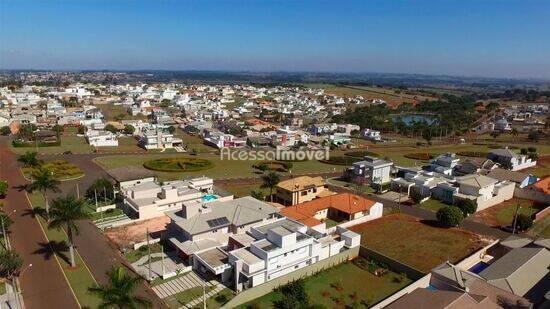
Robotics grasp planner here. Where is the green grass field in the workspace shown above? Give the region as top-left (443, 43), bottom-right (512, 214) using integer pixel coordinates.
top-left (239, 261), bottom-right (411, 308)
top-left (350, 214), bottom-right (483, 273)
top-left (417, 199), bottom-right (447, 212)
top-left (95, 153), bottom-right (337, 181)
top-left (26, 193), bottom-right (101, 308)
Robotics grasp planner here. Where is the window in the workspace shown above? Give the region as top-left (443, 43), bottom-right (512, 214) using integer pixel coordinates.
top-left (301, 191), bottom-right (307, 196)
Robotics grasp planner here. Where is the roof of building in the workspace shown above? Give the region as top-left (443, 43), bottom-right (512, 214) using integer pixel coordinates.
top-left (195, 247), bottom-right (228, 268)
top-left (107, 167), bottom-right (156, 182)
top-left (386, 288), bottom-right (492, 309)
top-left (486, 168), bottom-right (530, 184)
top-left (531, 176), bottom-right (550, 194)
top-left (489, 148), bottom-right (520, 159)
top-left (479, 247), bottom-right (550, 296)
top-left (457, 174), bottom-right (498, 188)
top-left (500, 235), bottom-right (533, 249)
top-left (353, 156), bottom-right (393, 168)
top-left (280, 193), bottom-right (377, 227)
top-left (275, 176), bottom-right (325, 192)
top-left (166, 196), bottom-right (278, 235)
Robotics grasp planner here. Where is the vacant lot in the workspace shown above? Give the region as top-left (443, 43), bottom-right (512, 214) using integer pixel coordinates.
top-left (471, 198), bottom-right (545, 227)
top-left (239, 261), bottom-right (411, 308)
top-left (349, 214), bottom-right (484, 272)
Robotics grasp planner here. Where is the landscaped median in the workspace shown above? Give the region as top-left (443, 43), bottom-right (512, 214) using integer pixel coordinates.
top-left (21, 160), bottom-right (84, 181)
top-left (26, 192), bottom-right (101, 308)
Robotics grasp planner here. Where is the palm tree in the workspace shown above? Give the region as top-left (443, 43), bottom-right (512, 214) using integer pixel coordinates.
top-left (17, 151), bottom-right (41, 168)
top-left (89, 266), bottom-right (151, 309)
top-left (261, 172), bottom-right (280, 202)
top-left (0, 250), bottom-right (23, 282)
top-left (48, 195), bottom-right (90, 267)
top-left (29, 167), bottom-right (60, 215)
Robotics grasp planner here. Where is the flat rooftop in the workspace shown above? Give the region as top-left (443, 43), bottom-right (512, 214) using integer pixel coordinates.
top-left (196, 247), bottom-right (229, 269)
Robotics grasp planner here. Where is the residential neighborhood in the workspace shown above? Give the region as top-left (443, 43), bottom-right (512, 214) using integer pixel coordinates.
top-left (1, 1), bottom-right (550, 308)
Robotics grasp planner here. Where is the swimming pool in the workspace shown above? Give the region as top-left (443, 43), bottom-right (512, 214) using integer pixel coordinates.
top-left (468, 262), bottom-right (489, 274)
top-left (201, 194), bottom-right (218, 202)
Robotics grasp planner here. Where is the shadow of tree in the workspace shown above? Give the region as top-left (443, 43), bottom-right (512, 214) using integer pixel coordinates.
top-left (21, 207), bottom-right (48, 220)
top-left (419, 219), bottom-right (445, 228)
top-left (33, 240), bottom-right (70, 264)
top-left (12, 184), bottom-right (30, 193)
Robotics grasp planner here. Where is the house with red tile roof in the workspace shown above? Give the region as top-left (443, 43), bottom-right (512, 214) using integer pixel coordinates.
top-left (280, 192), bottom-right (383, 229)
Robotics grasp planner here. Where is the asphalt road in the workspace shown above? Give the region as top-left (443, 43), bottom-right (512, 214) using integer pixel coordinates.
top-left (39, 152), bottom-right (167, 308)
top-left (0, 137), bottom-right (80, 309)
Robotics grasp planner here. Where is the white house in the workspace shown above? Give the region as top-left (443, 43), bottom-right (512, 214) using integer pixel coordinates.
top-left (487, 148), bottom-right (537, 171)
top-left (350, 156), bottom-right (393, 185)
top-left (86, 130), bottom-right (119, 147)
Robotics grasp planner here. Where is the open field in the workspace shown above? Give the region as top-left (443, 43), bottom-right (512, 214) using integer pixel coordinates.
top-left (239, 261), bottom-right (411, 308)
top-left (349, 214), bottom-right (484, 273)
top-left (96, 136), bottom-right (145, 153)
top-left (27, 193), bottom-right (101, 308)
top-left (10, 134), bottom-right (93, 155)
top-left (303, 83), bottom-right (438, 107)
top-left (97, 103), bottom-right (148, 121)
top-left (528, 216), bottom-right (550, 239)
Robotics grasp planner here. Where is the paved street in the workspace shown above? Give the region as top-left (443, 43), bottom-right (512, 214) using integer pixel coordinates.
top-left (0, 137), bottom-right (79, 309)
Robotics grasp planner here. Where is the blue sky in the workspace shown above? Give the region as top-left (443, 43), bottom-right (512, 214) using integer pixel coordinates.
top-left (1, 0), bottom-right (549, 78)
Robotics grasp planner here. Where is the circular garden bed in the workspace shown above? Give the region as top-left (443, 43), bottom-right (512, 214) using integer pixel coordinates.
top-left (254, 161), bottom-right (292, 172)
top-left (319, 156), bottom-right (362, 166)
top-left (344, 151), bottom-right (380, 158)
top-left (404, 153), bottom-right (434, 160)
top-left (22, 160), bottom-right (84, 181)
top-left (456, 151), bottom-right (488, 158)
top-left (143, 157), bottom-right (213, 172)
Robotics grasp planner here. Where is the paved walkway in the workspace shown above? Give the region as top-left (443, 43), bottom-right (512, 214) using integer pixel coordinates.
top-left (153, 271), bottom-right (214, 299)
top-left (0, 137), bottom-right (79, 309)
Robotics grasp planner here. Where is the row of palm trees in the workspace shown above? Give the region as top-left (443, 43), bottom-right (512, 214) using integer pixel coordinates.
top-left (16, 151), bottom-right (150, 308)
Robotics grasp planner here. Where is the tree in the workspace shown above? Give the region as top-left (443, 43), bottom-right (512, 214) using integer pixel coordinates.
top-left (29, 167), bottom-right (60, 215)
top-left (123, 125), bottom-right (135, 135)
top-left (48, 195), bottom-right (90, 267)
top-left (410, 190), bottom-right (423, 204)
top-left (89, 266), bottom-right (151, 309)
top-left (490, 131), bottom-right (500, 139)
top-left (527, 130), bottom-right (540, 142)
top-left (85, 177), bottom-right (114, 205)
top-left (190, 148), bottom-right (198, 156)
top-left (261, 172), bottom-right (280, 202)
top-left (167, 126), bottom-right (176, 134)
top-left (422, 129), bottom-right (433, 145)
top-left (0, 180), bottom-right (7, 197)
top-left (455, 199), bottom-right (477, 216)
top-left (104, 124), bottom-right (119, 134)
top-left (272, 279), bottom-right (309, 309)
top-left (0, 250), bottom-right (23, 282)
top-left (436, 206), bottom-right (464, 227)
top-left (511, 128), bottom-right (519, 137)
top-left (0, 126), bottom-right (10, 136)
top-left (514, 214), bottom-right (533, 232)
top-left (17, 151), bottom-right (41, 167)
top-left (281, 162), bottom-right (293, 171)
top-left (77, 125), bottom-right (86, 135)
top-left (250, 190), bottom-right (264, 201)
top-left (0, 210), bottom-right (13, 238)
top-left (17, 124), bottom-right (38, 141)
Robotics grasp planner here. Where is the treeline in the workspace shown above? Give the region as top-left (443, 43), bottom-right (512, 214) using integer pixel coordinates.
top-left (333, 94), bottom-right (479, 136)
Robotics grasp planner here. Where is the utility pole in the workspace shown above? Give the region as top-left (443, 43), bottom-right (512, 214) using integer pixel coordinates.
top-left (202, 277), bottom-right (206, 309)
top-left (161, 244), bottom-right (165, 279)
top-left (147, 228), bottom-right (152, 280)
top-left (512, 203), bottom-right (522, 235)
top-left (76, 183), bottom-right (80, 198)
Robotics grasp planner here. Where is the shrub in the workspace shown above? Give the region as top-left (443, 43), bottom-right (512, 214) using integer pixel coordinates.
top-left (0, 180), bottom-right (7, 197)
top-left (410, 190), bottom-right (423, 204)
top-left (527, 147), bottom-right (537, 153)
top-left (344, 151), bottom-right (380, 158)
top-left (319, 156), bottom-right (361, 166)
top-left (455, 199), bottom-right (477, 216)
top-left (0, 126), bottom-right (10, 136)
top-left (436, 206), bottom-right (464, 227)
top-left (143, 158), bottom-right (213, 172)
top-left (514, 214), bottom-right (533, 232)
top-left (404, 153), bottom-right (433, 160)
top-left (457, 151), bottom-right (488, 158)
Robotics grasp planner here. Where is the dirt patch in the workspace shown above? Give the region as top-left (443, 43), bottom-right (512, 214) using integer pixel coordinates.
top-left (104, 216), bottom-right (170, 249)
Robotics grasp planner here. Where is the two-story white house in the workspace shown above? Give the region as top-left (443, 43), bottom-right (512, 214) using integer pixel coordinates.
top-left (350, 156), bottom-right (393, 186)
top-left (487, 148), bottom-right (537, 171)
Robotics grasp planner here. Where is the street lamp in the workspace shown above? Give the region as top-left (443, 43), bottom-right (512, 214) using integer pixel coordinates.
top-left (1, 209), bottom-right (16, 250)
top-left (14, 263), bottom-right (33, 309)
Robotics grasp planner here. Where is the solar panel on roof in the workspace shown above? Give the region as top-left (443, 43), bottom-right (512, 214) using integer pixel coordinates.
top-left (206, 217), bottom-right (230, 228)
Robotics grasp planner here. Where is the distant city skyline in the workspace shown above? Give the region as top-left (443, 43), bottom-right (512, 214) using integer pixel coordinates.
top-left (1, 0), bottom-right (549, 79)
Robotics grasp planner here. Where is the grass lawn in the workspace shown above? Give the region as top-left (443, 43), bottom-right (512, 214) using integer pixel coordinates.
top-left (0, 282), bottom-right (5, 295)
top-left (95, 153), bottom-right (336, 181)
top-left (471, 198), bottom-right (542, 227)
top-left (26, 193), bottom-right (101, 308)
top-left (528, 216), bottom-right (550, 239)
top-left (124, 243), bottom-right (162, 264)
top-left (217, 182), bottom-right (269, 198)
top-left (349, 214), bottom-right (484, 273)
top-left (90, 208), bottom-right (124, 221)
top-left (239, 261), bottom-right (411, 308)
top-left (96, 136), bottom-right (144, 153)
top-left (417, 199), bottom-right (447, 212)
top-left (165, 286), bottom-right (215, 307)
top-left (327, 177), bottom-right (376, 194)
top-left (11, 134), bottom-right (93, 155)
top-left (22, 160), bottom-right (84, 181)
top-left (192, 288), bottom-right (234, 309)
